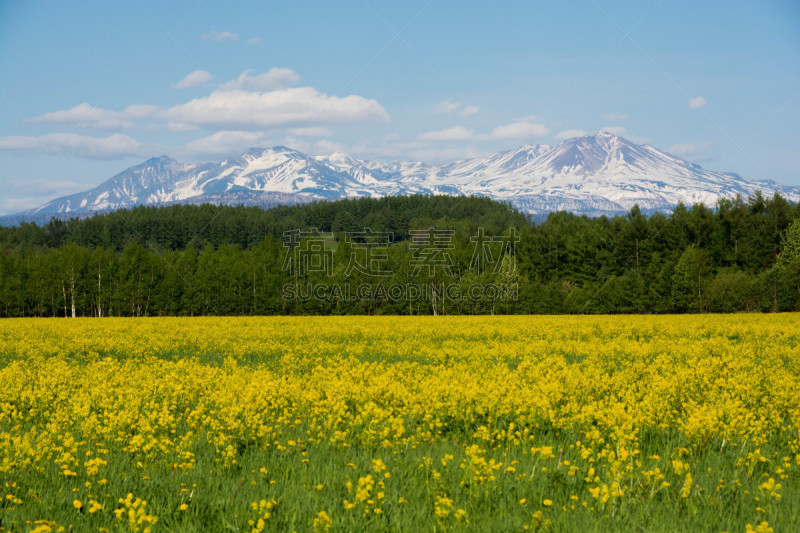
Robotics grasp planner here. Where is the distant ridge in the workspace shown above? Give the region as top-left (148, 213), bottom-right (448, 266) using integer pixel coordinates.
top-left (3, 131), bottom-right (799, 225)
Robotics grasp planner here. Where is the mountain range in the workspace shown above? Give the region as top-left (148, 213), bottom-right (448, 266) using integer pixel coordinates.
top-left (3, 131), bottom-right (798, 225)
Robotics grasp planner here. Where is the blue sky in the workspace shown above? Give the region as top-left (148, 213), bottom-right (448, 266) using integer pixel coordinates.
top-left (0, 0), bottom-right (798, 214)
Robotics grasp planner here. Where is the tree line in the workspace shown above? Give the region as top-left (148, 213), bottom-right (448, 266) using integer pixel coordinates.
top-left (0, 193), bottom-right (798, 316)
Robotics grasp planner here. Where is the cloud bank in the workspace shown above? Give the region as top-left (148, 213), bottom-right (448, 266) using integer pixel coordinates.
top-left (159, 87), bottom-right (389, 131)
top-left (29, 103), bottom-right (158, 130)
top-left (490, 120), bottom-right (549, 140)
top-left (434, 101), bottom-right (480, 117)
top-left (219, 68), bottom-right (300, 91)
top-left (0, 133), bottom-right (146, 159)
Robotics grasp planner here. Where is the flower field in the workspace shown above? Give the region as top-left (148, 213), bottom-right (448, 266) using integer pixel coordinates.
top-left (1, 315), bottom-right (799, 532)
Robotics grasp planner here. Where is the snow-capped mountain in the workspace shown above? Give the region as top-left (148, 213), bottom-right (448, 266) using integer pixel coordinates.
top-left (20, 155), bottom-right (195, 217)
top-left (473, 131), bottom-right (785, 214)
top-left (4, 131), bottom-right (799, 225)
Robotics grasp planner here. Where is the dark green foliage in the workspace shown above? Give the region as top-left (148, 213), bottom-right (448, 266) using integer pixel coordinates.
top-left (0, 193), bottom-right (798, 316)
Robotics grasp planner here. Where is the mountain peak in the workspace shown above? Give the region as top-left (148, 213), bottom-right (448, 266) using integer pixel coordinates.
top-left (244, 146), bottom-right (292, 156)
top-left (4, 134), bottom-right (799, 225)
top-left (569, 130), bottom-right (629, 146)
top-left (320, 152), bottom-right (360, 169)
top-left (144, 155), bottom-right (177, 165)
top-left (595, 129), bottom-right (618, 138)
top-left (540, 131), bottom-right (632, 173)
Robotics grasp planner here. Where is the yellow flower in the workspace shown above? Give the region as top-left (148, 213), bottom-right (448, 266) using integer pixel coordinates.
top-left (73, 500), bottom-right (82, 510)
top-left (2, 315), bottom-right (799, 532)
top-left (313, 510), bottom-right (332, 532)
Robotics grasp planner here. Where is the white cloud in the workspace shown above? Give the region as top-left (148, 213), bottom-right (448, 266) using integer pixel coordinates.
top-left (275, 137), bottom-right (352, 157)
top-left (490, 121), bottom-right (550, 140)
top-left (311, 139), bottom-right (345, 155)
top-left (511, 114), bottom-right (541, 123)
top-left (173, 70), bottom-right (213, 89)
top-left (434, 101), bottom-right (479, 116)
top-left (289, 126), bottom-right (332, 137)
top-left (202, 31), bottom-right (238, 41)
top-left (247, 37), bottom-right (262, 45)
top-left (346, 139), bottom-right (430, 160)
top-left (0, 196), bottom-right (54, 215)
top-left (165, 121), bottom-right (199, 132)
top-left (220, 68), bottom-right (301, 91)
top-left (0, 133), bottom-right (145, 159)
top-left (406, 146), bottom-right (484, 163)
top-left (554, 129), bottom-right (588, 141)
top-left (348, 137), bottom-right (483, 163)
top-left (418, 126), bottom-right (474, 142)
top-left (603, 112), bottom-right (627, 121)
top-left (26, 69), bottom-right (386, 143)
top-left (181, 132), bottom-right (343, 160)
top-left (181, 130), bottom-right (269, 157)
top-left (688, 97), bottom-right (707, 109)
top-left (434, 101), bottom-right (461, 114)
top-left (668, 141), bottom-right (714, 157)
top-left (278, 136), bottom-right (311, 154)
top-left (601, 126), bottom-right (626, 136)
top-left (29, 103), bottom-right (158, 130)
top-left (8, 178), bottom-right (88, 197)
top-left (159, 87), bottom-right (389, 130)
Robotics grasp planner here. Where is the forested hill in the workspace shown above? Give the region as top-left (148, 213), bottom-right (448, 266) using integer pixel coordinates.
top-left (1, 193), bottom-right (799, 317)
top-left (0, 195), bottom-right (527, 251)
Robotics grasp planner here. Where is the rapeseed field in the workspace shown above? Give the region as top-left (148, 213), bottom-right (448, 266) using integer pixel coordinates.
top-left (0, 315), bottom-right (798, 532)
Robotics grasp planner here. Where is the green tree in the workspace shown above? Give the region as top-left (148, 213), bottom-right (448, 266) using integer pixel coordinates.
top-left (776, 219), bottom-right (800, 269)
top-left (705, 270), bottom-right (757, 312)
top-left (672, 245), bottom-right (711, 312)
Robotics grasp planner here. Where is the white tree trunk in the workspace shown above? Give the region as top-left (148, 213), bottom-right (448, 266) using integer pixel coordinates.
top-left (97, 267), bottom-right (102, 318)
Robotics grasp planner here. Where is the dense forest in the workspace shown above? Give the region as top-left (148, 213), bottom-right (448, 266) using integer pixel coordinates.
top-left (1, 193), bottom-right (799, 316)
